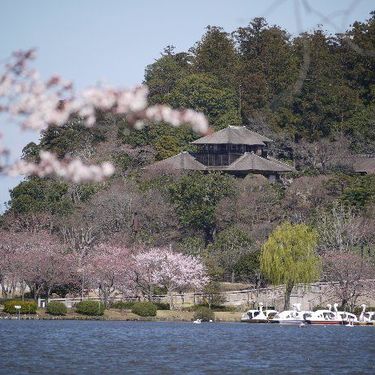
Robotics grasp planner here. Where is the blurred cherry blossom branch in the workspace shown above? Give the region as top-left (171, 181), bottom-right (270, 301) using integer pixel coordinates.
top-left (0, 49), bottom-right (209, 182)
top-left (8, 151), bottom-right (115, 183)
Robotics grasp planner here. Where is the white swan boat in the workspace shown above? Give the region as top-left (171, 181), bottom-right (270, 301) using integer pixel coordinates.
top-left (241, 302), bottom-right (278, 323)
top-left (272, 303), bottom-right (311, 325)
top-left (305, 304), bottom-right (343, 325)
top-left (359, 304), bottom-right (375, 324)
top-left (333, 303), bottom-right (358, 324)
top-left (338, 311), bottom-right (358, 323)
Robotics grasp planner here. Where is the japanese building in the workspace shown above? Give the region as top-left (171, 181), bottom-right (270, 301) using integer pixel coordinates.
top-left (146, 126), bottom-right (294, 180)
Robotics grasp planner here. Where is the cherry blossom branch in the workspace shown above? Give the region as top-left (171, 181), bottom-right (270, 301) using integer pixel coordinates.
top-left (8, 151), bottom-right (115, 183)
top-left (0, 49), bottom-right (209, 182)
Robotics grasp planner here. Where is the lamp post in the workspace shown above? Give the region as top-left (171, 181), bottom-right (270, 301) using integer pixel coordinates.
top-left (14, 305), bottom-right (21, 320)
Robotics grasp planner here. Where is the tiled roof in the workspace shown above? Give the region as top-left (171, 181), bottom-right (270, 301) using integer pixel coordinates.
top-left (144, 151), bottom-right (206, 171)
top-left (223, 152), bottom-right (294, 172)
top-left (192, 126), bottom-right (273, 145)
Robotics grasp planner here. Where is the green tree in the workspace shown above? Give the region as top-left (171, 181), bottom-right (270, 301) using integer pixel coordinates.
top-left (40, 117), bottom-right (106, 158)
top-left (193, 26), bottom-right (238, 88)
top-left (233, 250), bottom-right (262, 287)
top-left (343, 104), bottom-right (375, 153)
top-left (9, 178), bottom-right (73, 215)
top-left (337, 12), bottom-right (375, 104)
top-left (208, 226), bottom-right (252, 282)
top-left (154, 135), bottom-right (180, 160)
top-left (144, 46), bottom-right (192, 104)
top-left (292, 30), bottom-right (359, 139)
top-left (235, 18), bottom-right (298, 124)
top-left (260, 222), bottom-right (320, 309)
top-left (166, 73), bottom-right (239, 130)
top-left (168, 172), bottom-right (234, 244)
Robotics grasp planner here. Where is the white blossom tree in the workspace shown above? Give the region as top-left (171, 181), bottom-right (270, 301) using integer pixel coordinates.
top-left (133, 248), bottom-right (209, 309)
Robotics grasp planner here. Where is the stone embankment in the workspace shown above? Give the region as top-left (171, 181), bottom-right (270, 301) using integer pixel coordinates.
top-left (46, 280), bottom-right (375, 311)
top-left (157, 280), bottom-right (375, 310)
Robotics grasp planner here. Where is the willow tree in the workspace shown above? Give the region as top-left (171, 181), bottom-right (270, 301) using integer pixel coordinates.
top-left (261, 222), bottom-right (320, 310)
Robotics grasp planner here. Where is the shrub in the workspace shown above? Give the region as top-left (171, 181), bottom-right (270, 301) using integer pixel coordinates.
top-left (313, 305), bottom-right (326, 312)
top-left (352, 305), bottom-right (375, 315)
top-left (3, 300), bottom-right (37, 314)
top-left (154, 302), bottom-right (170, 310)
top-left (75, 301), bottom-right (105, 316)
top-left (193, 307), bottom-right (215, 322)
top-left (131, 302), bottom-right (157, 317)
top-left (47, 301), bottom-right (67, 316)
top-left (110, 301), bottom-right (135, 310)
top-left (182, 304), bottom-right (235, 312)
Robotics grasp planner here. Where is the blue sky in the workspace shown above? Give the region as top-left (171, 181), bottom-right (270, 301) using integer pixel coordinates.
top-left (0, 0), bottom-right (374, 212)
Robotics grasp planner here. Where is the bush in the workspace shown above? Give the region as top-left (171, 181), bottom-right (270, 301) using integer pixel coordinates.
top-left (75, 301), bottom-right (105, 316)
top-left (313, 305), bottom-right (326, 312)
top-left (3, 300), bottom-right (37, 314)
top-left (47, 301), bottom-right (67, 316)
top-left (110, 301), bottom-right (135, 310)
top-left (193, 307), bottom-right (215, 322)
top-left (182, 304), bottom-right (235, 312)
top-left (131, 302), bottom-right (157, 317)
top-left (154, 302), bottom-right (170, 310)
top-left (352, 305), bottom-right (375, 315)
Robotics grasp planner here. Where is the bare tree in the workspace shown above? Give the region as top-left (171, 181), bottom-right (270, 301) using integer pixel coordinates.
top-left (322, 251), bottom-right (375, 309)
top-left (282, 175), bottom-right (333, 222)
top-left (317, 203), bottom-right (367, 254)
top-left (318, 203), bottom-right (375, 309)
top-left (294, 137), bottom-right (352, 173)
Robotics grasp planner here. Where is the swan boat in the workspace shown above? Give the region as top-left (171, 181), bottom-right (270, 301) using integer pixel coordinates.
top-left (272, 303), bottom-right (311, 325)
top-left (359, 304), bottom-right (375, 325)
top-left (333, 303), bottom-right (358, 324)
top-left (305, 304), bottom-right (344, 325)
top-left (241, 303), bottom-right (278, 323)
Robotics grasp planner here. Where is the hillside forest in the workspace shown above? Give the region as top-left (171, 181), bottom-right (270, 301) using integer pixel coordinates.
top-left (1, 14), bottom-right (375, 305)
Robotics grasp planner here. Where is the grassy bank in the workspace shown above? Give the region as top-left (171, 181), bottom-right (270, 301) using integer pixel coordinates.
top-left (0, 308), bottom-right (243, 322)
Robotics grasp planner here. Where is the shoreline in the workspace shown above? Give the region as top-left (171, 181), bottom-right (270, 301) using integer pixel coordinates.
top-left (0, 310), bottom-right (243, 322)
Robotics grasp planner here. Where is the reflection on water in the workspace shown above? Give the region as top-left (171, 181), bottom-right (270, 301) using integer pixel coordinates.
top-left (0, 321), bottom-right (374, 374)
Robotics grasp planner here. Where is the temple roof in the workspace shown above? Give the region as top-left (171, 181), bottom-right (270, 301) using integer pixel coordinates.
top-left (191, 126), bottom-right (273, 146)
top-left (145, 152), bottom-right (293, 174)
top-left (223, 152), bottom-right (294, 172)
top-left (144, 151), bottom-right (206, 171)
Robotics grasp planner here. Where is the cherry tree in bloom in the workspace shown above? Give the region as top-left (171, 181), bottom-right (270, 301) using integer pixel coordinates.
top-left (0, 49), bottom-right (209, 182)
top-left (0, 230), bottom-right (76, 299)
top-left (22, 237), bottom-right (76, 300)
top-left (133, 248), bottom-right (209, 309)
top-left (0, 230), bottom-right (22, 298)
top-left (85, 244), bottom-right (133, 306)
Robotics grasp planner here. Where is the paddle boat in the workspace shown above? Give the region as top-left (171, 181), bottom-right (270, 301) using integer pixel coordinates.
top-left (305, 304), bottom-right (343, 325)
top-left (333, 303), bottom-right (358, 324)
top-left (272, 303), bottom-right (311, 325)
top-left (358, 304), bottom-right (375, 325)
top-left (241, 302), bottom-right (278, 323)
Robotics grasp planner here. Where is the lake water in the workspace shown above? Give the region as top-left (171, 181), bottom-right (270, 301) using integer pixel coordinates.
top-left (0, 321), bottom-right (374, 374)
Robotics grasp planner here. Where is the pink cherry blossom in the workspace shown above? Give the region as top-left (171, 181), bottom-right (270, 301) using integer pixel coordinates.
top-left (85, 244), bottom-right (133, 306)
top-left (0, 49), bottom-right (209, 182)
top-left (0, 230), bottom-right (76, 299)
top-left (8, 151), bottom-right (115, 183)
top-left (133, 248), bottom-right (209, 308)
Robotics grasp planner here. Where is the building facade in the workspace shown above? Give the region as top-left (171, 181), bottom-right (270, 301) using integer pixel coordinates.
top-left (146, 126), bottom-right (294, 180)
